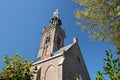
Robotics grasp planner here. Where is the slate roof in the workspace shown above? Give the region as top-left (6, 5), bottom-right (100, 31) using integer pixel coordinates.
top-left (32, 43), bottom-right (74, 64)
top-left (54, 43), bottom-right (74, 55)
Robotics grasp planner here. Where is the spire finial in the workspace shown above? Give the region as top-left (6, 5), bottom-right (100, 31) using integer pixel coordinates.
top-left (50, 9), bottom-right (62, 25)
top-left (53, 9), bottom-right (60, 19)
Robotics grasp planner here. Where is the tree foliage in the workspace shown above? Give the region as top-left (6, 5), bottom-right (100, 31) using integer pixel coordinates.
top-left (74, 0), bottom-right (120, 53)
top-left (95, 71), bottom-right (104, 80)
top-left (95, 50), bottom-right (120, 80)
top-left (0, 54), bottom-right (35, 80)
top-left (76, 76), bottom-right (80, 80)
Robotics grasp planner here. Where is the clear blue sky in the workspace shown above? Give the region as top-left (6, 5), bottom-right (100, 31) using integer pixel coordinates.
top-left (0, 0), bottom-right (115, 80)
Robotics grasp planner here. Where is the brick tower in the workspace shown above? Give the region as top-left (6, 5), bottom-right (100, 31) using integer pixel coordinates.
top-left (37, 9), bottom-right (65, 58)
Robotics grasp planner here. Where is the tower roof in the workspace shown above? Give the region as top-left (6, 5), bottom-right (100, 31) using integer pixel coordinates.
top-left (50, 9), bottom-right (62, 25)
top-left (53, 9), bottom-right (61, 19)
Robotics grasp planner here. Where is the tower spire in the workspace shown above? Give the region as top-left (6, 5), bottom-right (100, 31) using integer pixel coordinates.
top-left (50, 9), bottom-right (62, 26)
top-left (53, 9), bottom-right (60, 19)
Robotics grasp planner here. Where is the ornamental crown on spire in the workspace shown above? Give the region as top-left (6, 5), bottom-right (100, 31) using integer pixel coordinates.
top-left (53, 9), bottom-right (60, 19)
top-left (50, 9), bottom-right (62, 26)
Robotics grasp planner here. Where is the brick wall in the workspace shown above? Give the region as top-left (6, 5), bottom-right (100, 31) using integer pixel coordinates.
top-left (63, 42), bottom-right (90, 80)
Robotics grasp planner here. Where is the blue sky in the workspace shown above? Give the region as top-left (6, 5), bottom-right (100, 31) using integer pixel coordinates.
top-left (0, 0), bottom-right (116, 80)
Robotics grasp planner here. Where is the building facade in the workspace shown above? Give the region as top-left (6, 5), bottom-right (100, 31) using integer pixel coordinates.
top-left (32, 9), bottom-right (90, 80)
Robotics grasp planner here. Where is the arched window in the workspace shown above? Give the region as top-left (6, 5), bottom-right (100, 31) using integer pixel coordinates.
top-left (42, 46), bottom-right (48, 57)
top-left (45, 36), bottom-right (50, 44)
top-left (77, 57), bottom-right (81, 62)
top-left (57, 36), bottom-right (61, 49)
top-left (45, 65), bottom-right (57, 80)
top-left (36, 68), bottom-right (41, 80)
